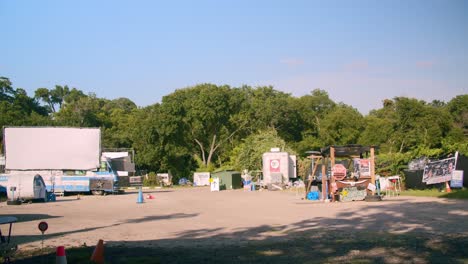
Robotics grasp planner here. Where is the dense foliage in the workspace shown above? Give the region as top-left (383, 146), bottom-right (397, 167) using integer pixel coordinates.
top-left (1, 76), bottom-right (467, 181)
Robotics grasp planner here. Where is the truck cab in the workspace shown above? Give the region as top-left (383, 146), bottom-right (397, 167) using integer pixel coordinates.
top-left (89, 156), bottom-right (120, 195)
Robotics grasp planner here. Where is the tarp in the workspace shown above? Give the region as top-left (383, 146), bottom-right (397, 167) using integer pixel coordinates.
top-left (404, 169), bottom-right (429, 189)
top-left (4, 127), bottom-right (101, 170)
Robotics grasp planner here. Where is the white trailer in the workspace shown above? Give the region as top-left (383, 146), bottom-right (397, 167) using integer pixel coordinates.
top-left (262, 150), bottom-right (297, 185)
top-left (1, 127), bottom-right (119, 196)
top-left (3, 174), bottom-right (47, 202)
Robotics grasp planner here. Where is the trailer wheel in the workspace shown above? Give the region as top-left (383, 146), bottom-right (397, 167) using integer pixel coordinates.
top-left (7, 200), bottom-right (22, 205)
top-left (92, 190), bottom-right (104, 196)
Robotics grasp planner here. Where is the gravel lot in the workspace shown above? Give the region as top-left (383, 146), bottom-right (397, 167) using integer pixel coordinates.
top-left (1, 187), bottom-right (467, 253)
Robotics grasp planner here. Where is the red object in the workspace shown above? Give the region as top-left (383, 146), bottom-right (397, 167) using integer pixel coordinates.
top-left (446, 182), bottom-right (452, 193)
top-left (56, 246), bottom-right (66, 257)
top-left (332, 164), bottom-right (347, 180)
top-left (270, 159), bottom-right (280, 172)
top-left (90, 239), bottom-right (105, 264)
top-left (38, 221), bottom-right (48, 233)
top-left (56, 246), bottom-right (67, 264)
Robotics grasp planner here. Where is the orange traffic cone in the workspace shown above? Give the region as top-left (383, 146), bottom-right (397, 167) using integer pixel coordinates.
top-left (90, 239), bottom-right (105, 264)
top-left (147, 194), bottom-right (155, 199)
top-left (446, 182), bottom-right (452, 193)
top-left (56, 246), bottom-right (67, 264)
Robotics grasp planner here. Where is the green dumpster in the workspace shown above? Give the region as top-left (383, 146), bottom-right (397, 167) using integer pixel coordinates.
top-left (212, 171), bottom-right (242, 190)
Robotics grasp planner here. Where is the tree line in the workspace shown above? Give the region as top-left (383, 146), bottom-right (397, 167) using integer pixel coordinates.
top-left (1, 76), bottom-right (467, 181)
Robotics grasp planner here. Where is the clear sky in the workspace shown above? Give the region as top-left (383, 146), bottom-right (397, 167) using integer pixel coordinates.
top-left (1, 0), bottom-right (467, 114)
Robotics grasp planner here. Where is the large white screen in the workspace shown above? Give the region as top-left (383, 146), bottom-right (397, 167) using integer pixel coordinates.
top-left (5, 127), bottom-right (101, 170)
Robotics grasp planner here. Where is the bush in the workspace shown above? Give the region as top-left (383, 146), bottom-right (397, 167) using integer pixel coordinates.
top-left (143, 172), bottom-right (160, 187)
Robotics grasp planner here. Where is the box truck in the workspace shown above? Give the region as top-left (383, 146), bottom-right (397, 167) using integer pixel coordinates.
top-left (0, 127), bottom-right (119, 196)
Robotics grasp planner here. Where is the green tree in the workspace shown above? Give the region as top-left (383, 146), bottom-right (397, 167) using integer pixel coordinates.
top-left (230, 128), bottom-right (295, 171)
top-left (54, 93), bottom-right (107, 127)
top-left (0, 77), bottom-right (50, 150)
top-left (359, 99), bottom-right (397, 152)
top-left (319, 104), bottom-right (364, 145)
top-left (101, 98), bottom-right (138, 148)
top-left (160, 84), bottom-right (244, 168)
top-left (293, 89), bottom-right (336, 155)
top-left (129, 104), bottom-right (196, 181)
top-left (391, 97), bottom-right (453, 152)
top-left (446, 95), bottom-right (468, 137)
top-left (240, 86), bottom-right (299, 140)
top-left (34, 85), bottom-right (76, 113)
top-left (0, 77), bottom-right (14, 102)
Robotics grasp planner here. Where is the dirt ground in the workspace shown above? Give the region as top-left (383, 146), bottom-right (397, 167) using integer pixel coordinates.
top-left (1, 187), bottom-right (468, 262)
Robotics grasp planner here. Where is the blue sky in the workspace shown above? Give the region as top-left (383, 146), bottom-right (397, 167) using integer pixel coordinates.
top-left (1, 0), bottom-right (467, 114)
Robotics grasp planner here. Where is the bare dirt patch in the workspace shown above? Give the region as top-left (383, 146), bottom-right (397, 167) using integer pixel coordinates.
top-left (2, 187), bottom-right (467, 263)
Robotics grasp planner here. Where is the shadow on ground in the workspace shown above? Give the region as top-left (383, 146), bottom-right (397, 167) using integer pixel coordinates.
top-left (0, 214), bottom-right (61, 223)
top-left (9, 199), bottom-right (468, 263)
top-left (6, 213), bottom-right (198, 246)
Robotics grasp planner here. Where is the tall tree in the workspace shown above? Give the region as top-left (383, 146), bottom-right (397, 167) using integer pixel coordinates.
top-left (391, 97), bottom-right (453, 152)
top-left (293, 89), bottom-right (336, 154)
top-left (0, 77), bottom-right (14, 102)
top-left (101, 98), bottom-right (138, 148)
top-left (54, 93), bottom-right (107, 127)
top-left (35, 85), bottom-right (85, 113)
top-left (230, 128), bottom-right (294, 171)
top-left (319, 104), bottom-right (364, 146)
top-left (359, 99), bottom-right (397, 152)
top-left (0, 77), bottom-right (50, 149)
top-left (160, 84), bottom-right (242, 168)
top-left (446, 95), bottom-right (468, 137)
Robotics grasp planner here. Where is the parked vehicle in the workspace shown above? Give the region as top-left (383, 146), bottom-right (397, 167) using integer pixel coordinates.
top-left (1, 174), bottom-right (47, 204)
top-left (0, 127), bottom-right (119, 196)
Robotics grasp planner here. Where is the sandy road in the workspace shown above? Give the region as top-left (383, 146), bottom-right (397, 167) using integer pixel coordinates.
top-left (1, 187), bottom-right (467, 251)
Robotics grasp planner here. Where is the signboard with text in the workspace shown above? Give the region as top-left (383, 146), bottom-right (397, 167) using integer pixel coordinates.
top-left (450, 170), bottom-right (464, 188)
top-left (422, 156), bottom-right (457, 185)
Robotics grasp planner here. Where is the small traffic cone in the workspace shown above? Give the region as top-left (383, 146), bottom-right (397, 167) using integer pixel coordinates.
top-left (446, 181), bottom-right (452, 193)
top-left (137, 187), bottom-right (144, 203)
top-left (146, 194), bottom-right (155, 199)
top-left (90, 239), bottom-right (105, 264)
top-left (56, 246), bottom-right (67, 264)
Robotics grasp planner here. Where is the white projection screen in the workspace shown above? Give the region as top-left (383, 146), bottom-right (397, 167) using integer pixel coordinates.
top-left (4, 127), bottom-right (101, 170)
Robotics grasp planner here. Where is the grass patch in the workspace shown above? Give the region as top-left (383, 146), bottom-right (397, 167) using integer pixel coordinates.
top-left (441, 188), bottom-right (468, 199)
top-left (400, 189), bottom-right (444, 197)
top-left (401, 188), bottom-right (468, 199)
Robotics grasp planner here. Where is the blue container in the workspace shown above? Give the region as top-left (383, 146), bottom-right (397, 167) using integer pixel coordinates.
top-left (307, 191), bottom-right (320, 200)
top-left (47, 192), bottom-right (56, 202)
